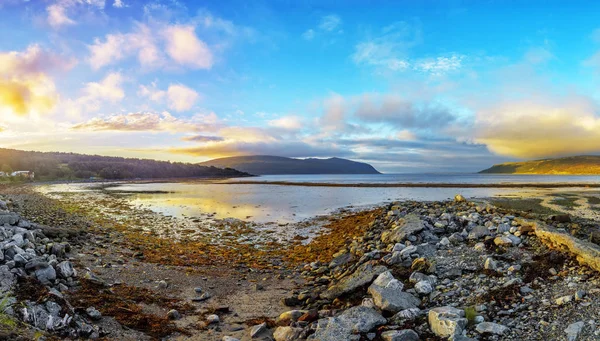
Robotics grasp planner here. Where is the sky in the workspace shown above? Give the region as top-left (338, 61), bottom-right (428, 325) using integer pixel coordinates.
top-left (1, 0), bottom-right (600, 173)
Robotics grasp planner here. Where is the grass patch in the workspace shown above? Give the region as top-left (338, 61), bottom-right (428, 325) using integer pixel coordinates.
top-left (585, 196), bottom-right (600, 205)
top-left (550, 196), bottom-right (581, 209)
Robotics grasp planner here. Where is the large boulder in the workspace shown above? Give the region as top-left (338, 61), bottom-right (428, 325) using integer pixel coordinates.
top-left (428, 306), bottom-right (467, 338)
top-left (309, 306), bottom-right (386, 341)
top-left (368, 271), bottom-right (420, 313)
top-left (321, 262), bottom-right (387, 300)
top-left (381, 214), bottom-right (424, 244)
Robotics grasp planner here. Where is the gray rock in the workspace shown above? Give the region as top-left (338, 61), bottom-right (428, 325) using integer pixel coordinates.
top-left (167, 309), bottom-right (181, 320)
top-left (414, 281), bottom-right (433, 295)
top-left (565, 321), bottom-right (585, 341)
top-left (207, 314), bottom-right (220, 324)
top-left (428, 306), bottom-right (467, 338)
top-left (273, 326), bottom-right (302, 341)
top-left (321, 262), bottom-right (387, 300)
top-left (309, 306), bottom-right (386, 341)
top-left (35, 264), bottom-right (56, 284)
top-left (475, 322), bottom-right (508, 335)
top-left (368, 271), bottom-right (420, 313)
top-left (556, 295), bottom-right (573, 305)
top-left (381, 214), bottom-right (424, 243)
top-left (222, 337), bottom-right (240, 341)
top-left (329, 252), bottom-right (353, 269)
top-left (468, 226), bottom-right (490, 240)
top-left (86, 307), bottom-right (102, 320)
top-left (250, 322), bottom-right (267, 338)
top-left (56, 261), bottom-right (76, 278)
top-left (381, 329), bottom-right (419, 341)
top-left (484, 257), bottom-right (498, 271)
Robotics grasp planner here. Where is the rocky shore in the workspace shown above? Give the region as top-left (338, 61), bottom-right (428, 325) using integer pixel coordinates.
top-left (2, 186), bottom-right (600, 341)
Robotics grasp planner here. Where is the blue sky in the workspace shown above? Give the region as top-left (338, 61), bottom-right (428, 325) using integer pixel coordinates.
top-left (1, 0), bottom-right (600, 172)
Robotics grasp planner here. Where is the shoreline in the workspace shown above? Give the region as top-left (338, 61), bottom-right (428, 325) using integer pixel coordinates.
top-left (221, 180), bottom-right (600, 188)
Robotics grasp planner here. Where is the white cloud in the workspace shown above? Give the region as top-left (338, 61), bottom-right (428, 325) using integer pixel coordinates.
top-left (167, 84), bottom-right (199, 112)
top-left (89, 23), bottom-right (213, 70)
top-left (46, 0), bottom-right (107, 29)
top-left (396, 129), bottom-right (417, 141)
top-left (113, 0), bottom-right (125, 8)
top-left (414, 55), bottom-right (464, 75)
top-left (47, 3), bottom-right (76, 29)
top-left (302, 29), bottom-right (315, 40)
top-left (163, 25), bottom-right (213, 69)
top-left (138, 83), bottom-right (166, 102)
top-left (83, 72), bottom-right (124, 103)
top-left (318, 15), bottom-right (341, 32)
top-left (268, 115), bottom-right (303, 130)
top-left (71, 111), bottom-right (217, 132)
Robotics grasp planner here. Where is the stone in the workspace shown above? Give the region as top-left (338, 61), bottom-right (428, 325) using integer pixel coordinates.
top-left (575, 290), bottom-right (586, 300)
top-left (250, 322), bottom-right (267, 338)
top-left (484, 257), bottom-right (498, 271)
top-left (381, 329), bottom-right (419, 341)
top-left (565, 321), bottom-right (585, 341)
top-left (207, 314), bottom-right (220, 324)
top-left (494, 236), bottom-right (513, 246)
top-left (56, 261), bottom-right (76, 278)
top-left (222, 337), bottom-right (240, 341)
top-left (414, 281), bottom-right (433, 295)
top-left (329, 252), bottom-right (353, 269)
top-left (468, 226), bottom-right (490, 240)
top-left (439, 237), bottom-right (450, 246)
top-left (86, 307), bottom-right (102, 320)
top-left (368, 271), bottom-right (420, 313)
top-left (556, 295), bottom-right (573, 305)
top-left (278, 310), bottom-right (305, 323)
top-left (35, 264), bottom-right (56, 284)
top-left (273, 326), bottom-right (302, 341)
top-left (157, 280), bottom-right (168, 289)
top-left (309, 306), bottom-right (386, 341)
top-left (475, 322), bottom-right (508, 335)
top-left (454, 194), bottom-right (466, 202)
top-left (320, 262), bottom-right (387, 300)
top-left (428, 306), bottom-right (467, 338)
top-left (381, 214), bottom-right (425, 243)
top-left (167, 309), bottom-right (181, 320)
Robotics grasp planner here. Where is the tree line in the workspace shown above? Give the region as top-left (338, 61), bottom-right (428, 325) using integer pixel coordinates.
top-left (0, 148), bottom-right (249, 181)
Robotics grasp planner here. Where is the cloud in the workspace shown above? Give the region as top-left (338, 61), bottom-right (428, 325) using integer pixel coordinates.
top-left (88, 23), bottom-right (212, 70)
top-left (473, 95), bottom-right (600, 158)
top-left (71, 111), bottom-right (218, 132)
top-left (318, 15), bottom-right (341, 32)
top-left (0, 44), bottom-right (75, 117)
top-left (302, 29), bottom-right (315, 40)
top-left (46, 0), bottom-right (107, 29)
top-left (413, 55), bottom-right (464, 75)
top-left (167, 84), bottom-right (199, 112)
top-left (268, 115), bottom-right (303, 130)
top-left (181, 135), bottom-right (224, 142)
top-left (163, 25), bottom-right (213, 69)
top-left (138, 82), bottom-right (200, 112)
top-left (83, 72), bottom-right (124, 103)
top-left (397, 129), bottom-right (417, 141)
top-left (113, 0), bottom-right (125, 8)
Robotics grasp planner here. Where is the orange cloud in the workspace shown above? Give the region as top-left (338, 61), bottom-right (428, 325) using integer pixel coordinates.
top-left (0, 80), bottom-right (55, 116)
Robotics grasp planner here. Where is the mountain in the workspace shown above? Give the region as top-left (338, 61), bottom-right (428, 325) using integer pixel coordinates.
top-left (0, 148), bottom-right (250, 181)
top-left (199, 155), bottom-right (381, 175)
top-left (479, 155), bottom-right (600, 175)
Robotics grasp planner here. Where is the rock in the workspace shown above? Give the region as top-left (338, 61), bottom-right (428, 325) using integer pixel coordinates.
top-left (368, 271), bottom-right (420, 313)
top-left (439, 237), bottom-right (450, 247)
top-left (565, 321), bottom-right (585, 341)
top-left (167, 309), bottom-right (181, 320)
top-left (273, 326), bottom-right (302, 341)
top-left (556, 295), bottom-right (573, 305)
top-left (86, 307), bottom-right (102, 321)
top-left (414, 281), bottom-right (433, 295)
top-left (475, 322), bottom-right (508, 335)
top-left (494, 236), bottom-right (513, 246)
top-left (278, 310), bottom-right (305, 323)
top-left (35, 264), bottom-right (57, 284)
top-left (207, 314), bottom-right (220, 324)
top-left (454, 194), bottom-right (466, 202)
top-left (194, 287), bottom-right (203, 293)
top-left (56, 261), bottom-right (76, 278)
top-left (381, 214), bottom-right (424, 243)
top-left (222, 337), bottom-right (240, 341)
top-left (329, 252), bottom-right (353, 269)
top-left (468, 226), bottom-right (490, 240)
top-left (393, 308), bottom-right (421, 321)
top-left (575, 290), bottom-right (586, 300)
top-left (484, 257), bottom-right (498, 271)
top-left (321, 262), bottom-right (387, 300)
top-left (474, 242), bottom-right (486, 251)
top-left (157, 280), bottom-right (168, 289)
top-left (428, 306), bottom-right (467, 338)
top-left (309, 306), bottom-right (386, 341)
top-left (381, 329), bottom-right (419, 341)
top-left (250, 322), bottom-right (267, 338)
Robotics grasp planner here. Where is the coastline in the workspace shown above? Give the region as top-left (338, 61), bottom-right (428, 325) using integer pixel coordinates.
top-left (220, 180), bottom-right (600, 188)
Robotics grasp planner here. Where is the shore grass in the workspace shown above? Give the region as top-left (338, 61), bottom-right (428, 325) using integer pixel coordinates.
top-left (488, 198), bottom-right (561, 215)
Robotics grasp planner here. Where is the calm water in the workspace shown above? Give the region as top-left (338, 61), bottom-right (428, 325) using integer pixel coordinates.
top-left (89, 173), bottom-right (600, 223)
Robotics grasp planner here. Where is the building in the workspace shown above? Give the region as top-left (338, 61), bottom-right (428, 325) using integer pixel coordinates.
top-left (10, 171), bottom-right (35, 180)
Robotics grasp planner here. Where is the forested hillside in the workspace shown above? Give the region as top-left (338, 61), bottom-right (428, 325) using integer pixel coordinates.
top-left (0, 148), bottom-right (249, 180)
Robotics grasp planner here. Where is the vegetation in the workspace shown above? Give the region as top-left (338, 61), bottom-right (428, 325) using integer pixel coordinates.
top-left (199, 155), bottom-right (381, 175)
top-left (480, 155), bottom-right (600, 175)
top-left (0, 148), bottom-right (249, 181)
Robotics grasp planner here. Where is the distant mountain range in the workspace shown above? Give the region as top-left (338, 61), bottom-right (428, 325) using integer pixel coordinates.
top-left (199, 155), bottom-right (381, 175)
top-left (480, 155), bottom-right (600, 175)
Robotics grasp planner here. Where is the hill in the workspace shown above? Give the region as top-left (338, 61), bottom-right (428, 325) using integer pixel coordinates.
top-left (0, 148), bottom-right (250, 181)
top-left (479, 155), bottom-right (600, 174)
top-left (199, 155), bottom-right (381, 175)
